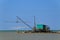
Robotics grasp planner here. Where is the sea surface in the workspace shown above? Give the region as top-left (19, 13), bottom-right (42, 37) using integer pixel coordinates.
top-left (0, 31), bottom-right (60, 40)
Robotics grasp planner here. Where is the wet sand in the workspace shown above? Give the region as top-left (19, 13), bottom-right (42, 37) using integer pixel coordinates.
top-left (0, 32), bottom-right (60, 40)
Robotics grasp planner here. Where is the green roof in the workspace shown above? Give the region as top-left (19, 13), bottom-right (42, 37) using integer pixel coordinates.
top-left (36, 24), bottom-right (43, 29)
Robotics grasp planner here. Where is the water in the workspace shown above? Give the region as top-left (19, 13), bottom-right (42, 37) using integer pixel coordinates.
top-left (0, 32), bottom-right (60, 40)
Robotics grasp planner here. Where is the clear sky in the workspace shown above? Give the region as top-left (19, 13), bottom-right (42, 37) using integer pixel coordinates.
top-left (0, 0), bottom-right (60, 30)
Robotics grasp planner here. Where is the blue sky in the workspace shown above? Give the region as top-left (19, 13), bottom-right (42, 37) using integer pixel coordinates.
top-left (0, 0), bottom-right (60, 30)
